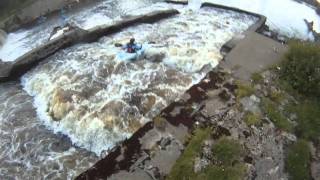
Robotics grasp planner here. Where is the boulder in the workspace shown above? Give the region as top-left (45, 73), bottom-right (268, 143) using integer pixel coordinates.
top-left (49, 88), bottom-right (74, 120)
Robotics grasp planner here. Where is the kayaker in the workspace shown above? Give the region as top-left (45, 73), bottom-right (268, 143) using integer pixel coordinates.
top-left (123, 38), bottom-right (142, 53)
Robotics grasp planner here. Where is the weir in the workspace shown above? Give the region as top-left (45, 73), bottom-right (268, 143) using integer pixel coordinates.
top-left (0, 2), bottom-right (265, 179)
top-left (75, 1), bottom-right (267, 179)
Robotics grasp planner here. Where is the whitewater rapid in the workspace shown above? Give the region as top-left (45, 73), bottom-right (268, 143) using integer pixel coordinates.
top-left (206, 0), bottom-right (320, 40)
top-left (21, 3), bottom-right (257, 156)
top-left (0, 0), bottom-right (163, 62)
top-left (0, 1), bottom-right (259, 179)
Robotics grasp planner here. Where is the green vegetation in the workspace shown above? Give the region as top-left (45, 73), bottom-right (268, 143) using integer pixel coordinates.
top-left (275, 41), bottom-right (320, 180)
top-left (235, 81), bottom-right (255, 100)
top-left (167, 128), bottom-right (211, 180)
top-left (269, 90), bottom-right (285, 104)
top-left (212, 137), bottom-right (244, 166)
top-left (286, 140), bottom-right (311, 180)
top-left (167, 130), bottom-right (247, 180)
top-left (286, 100), bottom-right (320, 142)
top-left (251, 72), bottom-right (263, 83)
top-left (244, 111), bottom-right (262, 126)
top-left (261, 98), bottom-right (293, 132)
top-left (279, 41), bottom-right (320, 99)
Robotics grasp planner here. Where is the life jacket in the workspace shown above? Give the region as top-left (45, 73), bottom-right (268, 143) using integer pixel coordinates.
top-left (126, 43), bottom-right (135, 53)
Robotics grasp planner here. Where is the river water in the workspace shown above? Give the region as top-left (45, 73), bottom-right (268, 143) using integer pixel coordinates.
top-left (0, 1), bottom-right (257, 179)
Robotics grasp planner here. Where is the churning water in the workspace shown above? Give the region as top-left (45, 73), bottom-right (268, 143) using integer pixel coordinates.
top-left (0, 1), bottom-right (257, 179)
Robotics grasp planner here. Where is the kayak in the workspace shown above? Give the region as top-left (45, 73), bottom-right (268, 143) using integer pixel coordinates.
top-left (116, 44), bottom-right (146, 61)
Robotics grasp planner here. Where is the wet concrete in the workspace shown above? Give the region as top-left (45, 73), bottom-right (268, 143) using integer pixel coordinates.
top-left (220, 31), bottom-right (288, 81)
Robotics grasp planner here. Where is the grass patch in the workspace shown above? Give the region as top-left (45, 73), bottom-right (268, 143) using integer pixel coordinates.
top-left (167, 128), bottom-right (211, 180)
top-left (212, 137), bottom-right (244, 166)
top-left (244, 111), bottom-right (262, 126)
top-left (235, 80), bottom-right (255, 100)
top-left (261, 98), bottom-right (293, 132)
top-left (286, 140), bottom-right (311, 180)
top-left (167, 130), bottom-right (247, 180)
top-left (251, 72), bottom-right (263, 84)
top-left (269, 90), bottom-right (285, 104)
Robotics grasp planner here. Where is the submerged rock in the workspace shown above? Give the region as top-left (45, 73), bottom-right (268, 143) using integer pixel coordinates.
top-left (49, 88), bottom-right (74, 121)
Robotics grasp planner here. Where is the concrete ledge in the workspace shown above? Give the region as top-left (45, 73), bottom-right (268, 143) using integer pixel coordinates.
top-left (0, 9), bottom-right (179, 83)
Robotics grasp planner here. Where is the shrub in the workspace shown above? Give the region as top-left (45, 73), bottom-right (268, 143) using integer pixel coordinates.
top-left (269, 90), bottom-right (285, 104)
top-left (261, 98), bottom-right (293, 132)
top-left (286, 140), bottom-right (311, 180)
top-left (211, 137), bottom-right (244, 166)
top-left (235, 81), bottom-right (255, 100)
top-left (167, 128), bottom-right (211, 180)
top-left (168, 132), bottom-right (247, 180)
top-left (251, 72), bottom-right (263, 84)
top-left (280, 41), bottom-right (320, 99)
top-left (244, 111), bottom-right (262, 126)
top-left (290, 100), bottom-right (320, 142)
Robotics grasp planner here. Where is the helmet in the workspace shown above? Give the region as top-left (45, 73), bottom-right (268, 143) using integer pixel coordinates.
top-left (130, 38), bottom-right (135, 44)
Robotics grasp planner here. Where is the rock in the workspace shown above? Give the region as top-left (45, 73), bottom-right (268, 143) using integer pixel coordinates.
top-left (199, 64), bottom-right (213, 74)
top-left (194, 157), bottom-right (210, 173)
top-left (218, 88), bottom-right (232, 101)
top-left (202, 140), bottom-right (213, 160)
top-left (281, 132), bottom-right (297, 143)
top-left (145, 167), bottom-right (161, 180)
top-left (240, 95), bottom-right (261, 114)
top-left (311, 162), bottom-right (320, 180)
top-left (0, 60), bottom-right (12, 78)
top-left (49, 88), bottom-right (74, 120)
top-left (159, 137), bottom-right (171, 150)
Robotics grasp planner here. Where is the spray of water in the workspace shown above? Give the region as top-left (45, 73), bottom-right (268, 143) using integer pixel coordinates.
top-left (188, 0), bottom-right (202, 12)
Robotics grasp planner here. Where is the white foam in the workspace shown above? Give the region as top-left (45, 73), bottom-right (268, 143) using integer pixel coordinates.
top-left (205, 0), bottom-right (320, 40)
top-left (188, 0), bottom-right (202, 11)
top-left (22, 4), bottom-right (256, 156)
top-left (0, 31), bottom-right (30, 62)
